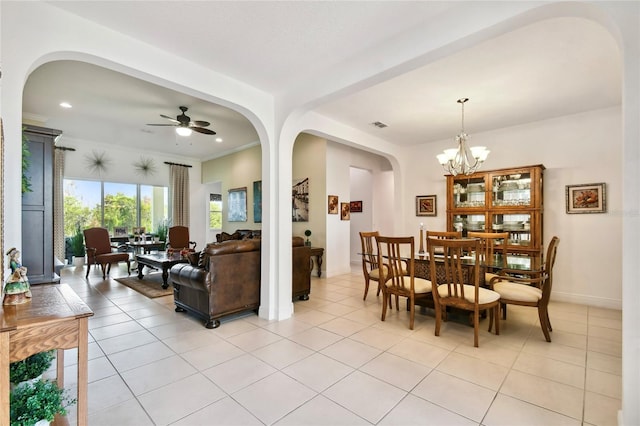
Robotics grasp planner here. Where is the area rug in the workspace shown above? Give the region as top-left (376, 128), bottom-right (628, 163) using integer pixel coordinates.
top-left (114, 273), bottom-right (173, 298)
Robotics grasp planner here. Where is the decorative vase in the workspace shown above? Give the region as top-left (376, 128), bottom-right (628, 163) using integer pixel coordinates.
top-left (34, 419), bottom-right (50, 426)
top-left (72, 256), bottom-right (85, 267)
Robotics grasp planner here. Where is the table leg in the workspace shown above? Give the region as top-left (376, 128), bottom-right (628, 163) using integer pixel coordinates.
top-left (77, 318), bottom-right (89, 426)
top-left (315, 254), bottom-right (323, 277)
top-left (161, 267), bottom-right (170, 289)
top-left (0, 333), bottom-right (9, 426)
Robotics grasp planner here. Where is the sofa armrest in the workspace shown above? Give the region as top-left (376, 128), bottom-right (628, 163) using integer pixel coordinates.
top-left (170, 263), bottom-right (208, 292)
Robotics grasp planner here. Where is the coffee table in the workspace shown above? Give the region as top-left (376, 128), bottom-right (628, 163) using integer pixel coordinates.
top-left (136, 251), bottom-right (188, 289)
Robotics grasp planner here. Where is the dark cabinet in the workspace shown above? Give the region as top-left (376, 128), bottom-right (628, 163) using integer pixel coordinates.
top-left (22, 125), bottom-right (62, 284)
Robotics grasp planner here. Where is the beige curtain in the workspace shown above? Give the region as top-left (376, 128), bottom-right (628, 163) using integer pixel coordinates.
top-left (170, 164), bottom-right (190, 226)
top-left (53, 147), bottom-right (66, 263)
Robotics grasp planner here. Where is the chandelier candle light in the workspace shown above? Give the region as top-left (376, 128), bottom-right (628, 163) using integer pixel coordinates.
top-left (437, 98), bottom-right (490, 176)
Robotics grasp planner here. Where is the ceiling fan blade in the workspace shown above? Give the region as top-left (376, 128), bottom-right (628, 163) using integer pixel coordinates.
top-left (192, 120), bottom-right (210, 127)
top-left (160, 114), bottom-right (180, 124)
top-left (146, 123), bottom-right (177, 127)
top-left (192, 127), bottom-right (216, 135)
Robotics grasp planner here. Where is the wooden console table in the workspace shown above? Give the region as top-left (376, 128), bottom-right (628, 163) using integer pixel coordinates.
top-left (0, 284), bottom-right (93, 425)
top-left (310, 247), bottom-right (324, 277)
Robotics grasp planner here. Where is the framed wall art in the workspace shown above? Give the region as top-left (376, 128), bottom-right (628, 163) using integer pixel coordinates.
top-left (292, 177), bottom-right (309, 222)
top-left (228, 187), bottom-right (248, 222)
top-left (350, 200), bottom-right (362, 213)
top-left (253, 180), bottom-right (262, 223)
top-left (416, 195), bottom-right (437, 216)
top-left (340, 202), bottom-right (350, 220)
top-left (328, 195), bottom-right (339, 214)
top-left (566, 182), bottom-right (606, 214)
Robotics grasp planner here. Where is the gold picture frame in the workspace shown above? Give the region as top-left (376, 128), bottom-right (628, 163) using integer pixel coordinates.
top-left (328, 195), bottom-right (338, 214)
top-left (416, 195), bottom-right (437, 216)
top-left (566, 183), bottom-right (606, 214)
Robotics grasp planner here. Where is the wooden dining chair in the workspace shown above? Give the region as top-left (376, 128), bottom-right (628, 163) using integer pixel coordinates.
top-left (359, 231), bottom-right (387, 300)
top-left (376, 236), bottom-right (432, 330)
top-left (489, 236), bottom-right (560, 342)
top-left (427, 236), bottom-right (500, 347)
top-left (426, 230), bottom-right (462, 240)
top-left (83, 227), bottom-right (131, 279)
top-left (468, 231), bottom-right (509, 283)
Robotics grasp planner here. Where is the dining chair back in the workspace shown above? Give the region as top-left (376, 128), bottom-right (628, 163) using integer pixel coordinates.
top-left (376, 235), bottom-right (432, 330)
top-left (489, 236), bottom-right (560, 342)
top-left (468, 231), bottom-right (509, 282)
top-left (359, 231), bottom-right (386, 300)
top-left (167, 226), bottom-right (197, 252)
top-left (426, 230), bottom-right (462, 240)
top-left (83, 227), bottom-right (130, 279)
top-left (427, 237), bottom-right (500, 347)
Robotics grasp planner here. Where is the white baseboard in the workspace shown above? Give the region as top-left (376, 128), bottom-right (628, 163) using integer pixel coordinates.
top-left (552, 291), bottom-right (622, 310)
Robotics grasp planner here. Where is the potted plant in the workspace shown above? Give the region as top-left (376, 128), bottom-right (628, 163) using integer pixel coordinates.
top-left (10, 351), bottom-right (55, 387)
top-left (70, 226), bottom-right (85, 266)
top-left (304, 229), bottom-right (312, 247)
top-left (155, 219), bottom-right (169, 247)
top-left (10, 379), bottom-right (76, 426)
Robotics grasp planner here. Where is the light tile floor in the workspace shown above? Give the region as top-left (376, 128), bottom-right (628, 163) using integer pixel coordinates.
top-left (51, 264), bottom-right (621, 425)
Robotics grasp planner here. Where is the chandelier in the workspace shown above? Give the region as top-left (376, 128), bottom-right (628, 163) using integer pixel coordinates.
top-left (436, 98), bottom-right (489, 176)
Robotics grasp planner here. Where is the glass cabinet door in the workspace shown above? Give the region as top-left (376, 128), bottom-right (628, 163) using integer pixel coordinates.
top-left (491, 213), bottom-right (532, 247)
top-left (491, 171), bottom-right (532, 208)
top-left (452, 176), bottom-right (486, 208)
top-left (452, 213), bottom-right (487, 237)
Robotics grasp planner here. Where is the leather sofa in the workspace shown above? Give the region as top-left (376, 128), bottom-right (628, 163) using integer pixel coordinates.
top-left (170, 234), bottom-right (310, 328)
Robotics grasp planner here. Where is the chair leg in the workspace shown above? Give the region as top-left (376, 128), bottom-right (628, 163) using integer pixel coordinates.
top-left (538, 306), bottom-right (552, 342)
top-left (502, 303), bottom-right (507, 320)
top-left (376, 281), bottom-right (382, 296)
top-left (381, 289), bottom-right (388, 322)
top-left (473, 311), bottom-right (479, 348)
top-left (409, 295), bottom-right (415, 330)
top-left (546, 309), bottom-right (553, 331)
top-left (363, 277), bottom-right (370, 300)
top-left (85, 262), bottom-right (91, 278)
top-left (101, 264), bottom-right (107, 279)
top-left (433, 303), bottom-right (442, 337)
top-left (494, 305), bottom-right (500, 335)
top-left (126, 260), bottom-right (131, 276)
top-left (488, 308), bottom-right (493, 333)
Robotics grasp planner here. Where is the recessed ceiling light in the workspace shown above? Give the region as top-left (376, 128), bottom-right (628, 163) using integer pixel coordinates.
top-left (215, 138), bottom-right (223, 143)
top-left (59, 102), bottom-right (72, 108)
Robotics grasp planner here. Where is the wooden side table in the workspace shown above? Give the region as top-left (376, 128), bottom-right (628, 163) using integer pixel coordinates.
top-left (0, 284), bottom-right (93, 425)
top-left (310, 247), bottom-right (324, 277)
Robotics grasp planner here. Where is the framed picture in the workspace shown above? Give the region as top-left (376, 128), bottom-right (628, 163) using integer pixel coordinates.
top-left (132, 227), bottom-right (146, 235)
top-left (228, 187), bottom-right (248, 222)
top-left (328, 195), bottom-right (339, 214)
top-left (292, 177), bottom-right (309, 222)
top-left (341, 202), bottom-right (350, 220)
top-left (253, 180), bottom-right (262, 223)
top-left (114, 226), bottom-right (128, 236)
top-left (416, 195), bottom-right (437, 216)
top-left (350, 200), bottom-right (362, 213)
top-left (566, 183), bottom-right (606, 214)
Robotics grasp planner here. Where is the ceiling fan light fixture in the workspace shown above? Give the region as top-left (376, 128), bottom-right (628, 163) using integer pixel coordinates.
top-left (176, 127), bottom-right (192, 137)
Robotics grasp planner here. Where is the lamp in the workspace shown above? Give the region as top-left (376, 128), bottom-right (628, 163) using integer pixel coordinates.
top-left (175, 126), bottom-right (192, 137)
top-left (436, 98), bottom-right (489, 176)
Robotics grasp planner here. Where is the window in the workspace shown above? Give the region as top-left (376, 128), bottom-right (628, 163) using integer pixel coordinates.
top-left (64, 179), bottom-right (168, 237)
top-left (209, 193), bottom-right (222, 229)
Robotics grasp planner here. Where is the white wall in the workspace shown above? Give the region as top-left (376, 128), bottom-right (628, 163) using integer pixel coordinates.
top-left (349, 167), bottom-right (373, 265)
top-left (404, 107), bottom-right (622, 309)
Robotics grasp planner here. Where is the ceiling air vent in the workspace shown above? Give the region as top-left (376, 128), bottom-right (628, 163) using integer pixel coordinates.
top-left (371, 121), bottom-right (388, 129)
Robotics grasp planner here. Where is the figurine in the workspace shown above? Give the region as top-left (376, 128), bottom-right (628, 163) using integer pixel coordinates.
top-left (3, 270), bottom-right (30, 305)
top-left (3, 247), bottom-right (32, 305)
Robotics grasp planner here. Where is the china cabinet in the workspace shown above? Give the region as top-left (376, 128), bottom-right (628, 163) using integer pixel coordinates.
top-left (446, 165), bottom-right (544, 260)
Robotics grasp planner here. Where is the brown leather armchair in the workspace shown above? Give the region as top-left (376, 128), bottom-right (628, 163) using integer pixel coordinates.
top-left (83, 227), bottom-right (130, 279)
top-left (167, 226), bottom-right (196, 252)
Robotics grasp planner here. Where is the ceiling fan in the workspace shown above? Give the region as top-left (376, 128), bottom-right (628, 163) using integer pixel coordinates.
top-left (147, 106), bottom-right (216, 136)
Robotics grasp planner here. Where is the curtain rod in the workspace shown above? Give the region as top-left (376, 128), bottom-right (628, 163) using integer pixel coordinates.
top-left (54, 146), bottom-right (76, 151)
top-left (164, 161), bottom-right (192, 168)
